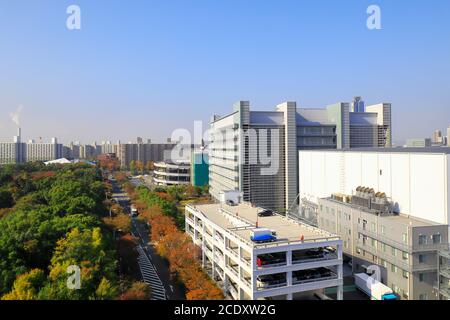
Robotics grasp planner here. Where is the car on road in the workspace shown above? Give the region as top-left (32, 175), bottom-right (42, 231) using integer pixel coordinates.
top-left (257, 209), bottom-right (273, 217)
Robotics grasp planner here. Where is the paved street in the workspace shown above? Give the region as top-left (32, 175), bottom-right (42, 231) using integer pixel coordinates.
top-left (110, 177), bottom-right (185, 300)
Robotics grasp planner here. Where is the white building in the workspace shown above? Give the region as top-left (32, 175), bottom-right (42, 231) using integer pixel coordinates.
top-left (26, 138), bottom-right (63, 162)
top-left (153, 161), bottom-right (191, 186)
top-left (209, 98), bottom-right (391, 213)
top-left (185, 202), bottom-right (343, 300)
top-left (298, 148), bottom-right (450, 231)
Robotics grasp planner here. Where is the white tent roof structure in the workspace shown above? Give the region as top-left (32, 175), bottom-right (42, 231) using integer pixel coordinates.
top-left (44, 158), bottom-right (72, 165)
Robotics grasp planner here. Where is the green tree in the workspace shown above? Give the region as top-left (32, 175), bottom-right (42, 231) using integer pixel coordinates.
top-left (39, 228), bottom-right (117, 300)
top-left (1, 269), bottom-right (45, 300)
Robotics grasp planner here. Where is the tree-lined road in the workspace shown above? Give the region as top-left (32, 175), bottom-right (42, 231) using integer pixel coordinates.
top-left (110, 178), bottom-right (185, 300)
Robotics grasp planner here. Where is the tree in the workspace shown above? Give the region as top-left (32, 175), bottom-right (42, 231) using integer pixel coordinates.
top-left (0, 189), bottom-right (13, 208)
top-left (103, 214), bottom-right (131, 234)
top-left (118, 234), bottom-right (139, 277)
top-left (145, 161), bottom-right (154, 173)
top-left (135, 161), bottom-right (144, 175)
top-left (186, 185), bottom-right (196, 198)
top-left (119, 282), bottom-right (150, 300)
top-left (130, 161), bottom-right (137, 175)
top-left (39, 228), bottom-right (118, 300)
top-left (1, 269), bottom-right (46, 300)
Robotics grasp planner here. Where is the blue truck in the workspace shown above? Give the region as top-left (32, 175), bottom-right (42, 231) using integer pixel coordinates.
top-left (250, 228), bottom-right (277, 243)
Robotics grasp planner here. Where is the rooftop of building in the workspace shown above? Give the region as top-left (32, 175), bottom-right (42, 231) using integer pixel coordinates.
top-left (187, 202), bottom-right (339, 247)
top-left (301, 147), bottom-right (450, 154)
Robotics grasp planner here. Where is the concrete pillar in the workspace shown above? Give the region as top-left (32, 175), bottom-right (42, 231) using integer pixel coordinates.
top-left (239, 287), bottom-right (245, 300)
top-left (287, 293), bottom-right (293, 300)
top-left (287, 250), bottom-right (292, 266)
top-left (337, 285), bottom-right (344, 300)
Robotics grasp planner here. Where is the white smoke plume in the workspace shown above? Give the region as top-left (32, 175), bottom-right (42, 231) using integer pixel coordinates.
top-left (10, 105), bottom-right (23, 127)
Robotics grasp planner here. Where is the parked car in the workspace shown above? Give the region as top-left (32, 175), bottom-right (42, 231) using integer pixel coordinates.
top-left (256, 274), bottom-right (286, 289)
top-left (225, 199), bottom-right (237, 206)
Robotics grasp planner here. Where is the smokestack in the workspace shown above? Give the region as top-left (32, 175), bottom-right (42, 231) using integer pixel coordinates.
top-left (17, 127), bottom-right (21, 140)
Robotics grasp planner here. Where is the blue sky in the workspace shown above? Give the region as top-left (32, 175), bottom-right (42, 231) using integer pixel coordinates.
top-left (0, 0), bottom-right (449, 145)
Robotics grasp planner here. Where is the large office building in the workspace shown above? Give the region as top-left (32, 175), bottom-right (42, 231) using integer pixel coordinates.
top-left (185, 202), bottom-right (343, 300)
top-left (298, 148), bottom-right (450, 300)
top-left (209, 98), bottom-right (392, 212)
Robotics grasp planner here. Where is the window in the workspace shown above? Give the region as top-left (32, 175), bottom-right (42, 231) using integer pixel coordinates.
top-left (402, 233), bottom-right (408, 244)
top-left (371, 238), bottom-right (377, 248)
top-left (433, 234), bottom-right (441, 244)
top-left (419, 235), bottom-right (427, 245)
top-left (419, 254), bottom-right (425, 263)
top-left (419, 273), bottom-right (425, 282)
top-left (402, 270), bottom-right (409, 279)
top-left (381, 243), bottom-right (387, 252)
top-left (391, 247), bottom-right (396, 257)
top-left (381, 225), bottom-right (386, 235)
top-left (391, 264), bottom-right (397, 273)
top-left (402, 252), bottom-right (409, 261)
top-left (371, 222), bottom-right (376, 232)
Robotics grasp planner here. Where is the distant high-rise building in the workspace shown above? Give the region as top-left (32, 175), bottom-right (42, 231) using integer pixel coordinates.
top-left (350, 96), bottom-right (365, 113)
top-left (432, 130), bottom-right (443, 145)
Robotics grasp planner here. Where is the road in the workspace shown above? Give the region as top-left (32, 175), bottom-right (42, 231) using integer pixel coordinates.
top-left (110, 178), bottom-right (185, 300)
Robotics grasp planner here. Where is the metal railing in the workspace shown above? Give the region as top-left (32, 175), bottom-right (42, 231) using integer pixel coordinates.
top-left (292, 253), bottom-right (338, 265)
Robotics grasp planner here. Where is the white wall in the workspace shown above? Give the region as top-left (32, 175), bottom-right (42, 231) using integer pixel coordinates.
top-left (299, 150), bottom-right (449, 225)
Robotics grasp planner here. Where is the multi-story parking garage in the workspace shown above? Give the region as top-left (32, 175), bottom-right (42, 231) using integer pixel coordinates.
top-left (185, 202), bottom-right (343, 300)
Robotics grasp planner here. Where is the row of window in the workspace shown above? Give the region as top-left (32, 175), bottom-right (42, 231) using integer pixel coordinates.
top-left (322, 205), bottom-right (442, 246)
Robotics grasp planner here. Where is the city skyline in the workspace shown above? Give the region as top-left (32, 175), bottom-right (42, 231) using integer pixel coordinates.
top-left (1, 1), bottom-right (450, 145)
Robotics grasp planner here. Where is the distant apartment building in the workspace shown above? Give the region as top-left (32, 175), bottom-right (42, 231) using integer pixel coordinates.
top-left (117, 138), bottom-right (176, 168)
top-left (185, 202), bottom-right (343, 300)
top-left (406, 138), bottom-right (432, 148)
top-left (101, 141), bottom-right (118, 155)
top-left (298, 148), bottom-right (450, 300)
top-left (0, 129), bottom-right (25, 165)
top-left (209, 98), bottom-right (392, 212)
top-left (25, 138), bottom-right (63, 162)
top-left (318, 191), bottom-right (447, 300)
